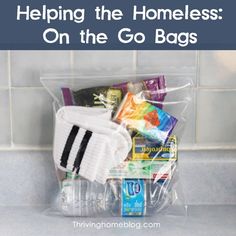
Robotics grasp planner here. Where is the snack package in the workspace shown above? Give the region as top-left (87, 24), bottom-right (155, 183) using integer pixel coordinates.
top-left (113, 92), bottom-right (177, 145)
top-left (61, 76), bottom-right (166, 109)
top-left (132, 135), bottom-right (177, 161)
top-left (108, 160), bottom-right (173, 180)
top-left (113, 76), bottom-right (166, 108)
top-left (62, 86), bottom-right (123, 110)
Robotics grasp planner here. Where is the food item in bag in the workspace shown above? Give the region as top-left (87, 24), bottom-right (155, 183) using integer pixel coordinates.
top-left (113, 76), bottom-right (166, 108)
top-left (61, 87), bottom-right (74, 106)
top-left (61, 76), bottom-right (166, 109)
top-left (113, 92), bottom-right (177, 145)
top-left (108, 160), bottom-right (173, 180)
top-left (132, 135), bottom-right (177, 161)
top-left (62, 86), bottom-right (123, 111)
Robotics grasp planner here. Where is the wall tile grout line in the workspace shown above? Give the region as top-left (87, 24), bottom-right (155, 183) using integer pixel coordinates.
top-left (194, 87), bottom-right (236, 91)
top-left (70, 50), bottom-right (74, 71)
top-left (0, 145), bottom-right (236, 152)
top-left (0, 147), bottom-right (53, 151)
top-left (132, 50), bottom-right (138, 74)
top-left (0, 87), bottom-right (9, 90)
top-left (11, 87), bottom-right (48, 90)
top-left (7, 51), bottom-right (13, 148)
top-left (70, 50), bottom-right (75, 90)
top-left (195, 50), bottom-right (200, 144)
top-left (196, 51), bottom-right (200, 89)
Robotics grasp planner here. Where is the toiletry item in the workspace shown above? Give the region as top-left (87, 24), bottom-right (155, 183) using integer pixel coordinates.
top-left (121, 179), bottom-right (146, 216)
top-left (107, 178), bottom-right (173, 217)
top-left (113, 92), bottom-right (177, 145)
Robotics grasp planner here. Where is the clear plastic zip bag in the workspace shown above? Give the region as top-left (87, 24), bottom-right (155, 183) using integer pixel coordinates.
top-left (41, 73), bottom-right (193, 217)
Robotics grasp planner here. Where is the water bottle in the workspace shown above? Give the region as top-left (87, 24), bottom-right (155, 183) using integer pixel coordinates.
top-left (59, 173), bottom-right (106, 216)
top-left (58, 173), bottom-right (174, 216)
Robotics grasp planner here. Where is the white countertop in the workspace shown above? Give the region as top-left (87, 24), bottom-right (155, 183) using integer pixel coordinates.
top-left (1, 205), bottom-right (235, 236)
top-left (0, 150), bottom-right (235, 235)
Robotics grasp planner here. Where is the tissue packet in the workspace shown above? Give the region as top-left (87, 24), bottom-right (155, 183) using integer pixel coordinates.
top-left (113, 92), bottom-right (177, 145)
top-left (121, 179), bottom-right (146, 216)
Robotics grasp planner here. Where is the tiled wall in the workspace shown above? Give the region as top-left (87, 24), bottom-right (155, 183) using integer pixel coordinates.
top-left (0, 50), bottom-right (236, 150)
top-left (1, 150), bottom-right (235, 206)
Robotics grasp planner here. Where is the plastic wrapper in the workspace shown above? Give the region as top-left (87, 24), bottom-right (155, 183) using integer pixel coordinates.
top-left (61, 76), bottom-right (166, 111)
top-left (41, 73), bottom-right (193, 217)
top-left (113, 92), bottom-right (177, 144)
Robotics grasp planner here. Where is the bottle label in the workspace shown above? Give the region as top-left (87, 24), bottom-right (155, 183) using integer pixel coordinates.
top-left (121, 179), bottom-right (145, 216)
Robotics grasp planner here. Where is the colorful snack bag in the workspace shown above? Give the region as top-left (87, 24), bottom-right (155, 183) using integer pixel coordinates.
top-left (113, 76), bottom-right (166, 108)
top-left (113, 92), bottom-right (177, 145)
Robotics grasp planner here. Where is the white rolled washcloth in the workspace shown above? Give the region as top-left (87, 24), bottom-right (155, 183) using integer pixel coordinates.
top-left (53, 106), bottom-right (132, 184)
